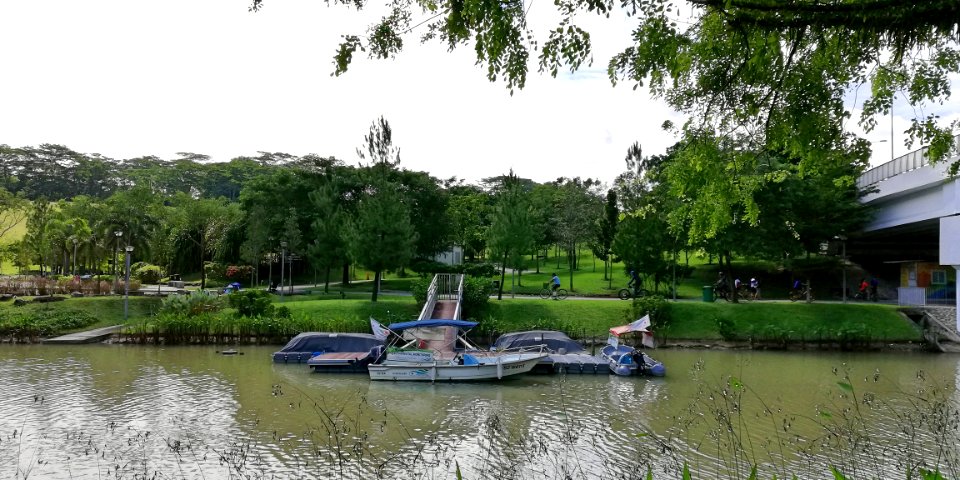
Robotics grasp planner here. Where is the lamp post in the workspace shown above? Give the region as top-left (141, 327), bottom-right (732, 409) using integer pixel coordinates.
top-left (72, 238), bottom-right (78, 276)
top-left (280, 241), bottom-right (287, 302)
top-left (124, 245), bottom-right (133, 321)
top-left (113, 231), bottom-right (122, 293)
top-left (836, 235), bottom-right (847, 303)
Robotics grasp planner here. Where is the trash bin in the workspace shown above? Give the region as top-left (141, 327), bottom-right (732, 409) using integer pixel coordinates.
top-left (702, 286), bottom-right (714, 302)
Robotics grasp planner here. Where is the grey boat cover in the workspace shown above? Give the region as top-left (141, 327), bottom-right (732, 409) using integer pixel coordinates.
top-left (493, 330), bottom-right (586, 354)
top-left (273, 332), bottom-right (383, 362)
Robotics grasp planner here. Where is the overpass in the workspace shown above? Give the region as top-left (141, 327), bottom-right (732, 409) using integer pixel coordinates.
top-left (851, 140), bottom-right (959, 323)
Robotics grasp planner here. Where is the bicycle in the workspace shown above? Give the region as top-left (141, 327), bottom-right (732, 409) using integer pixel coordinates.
top-left (789, 287), bottom-right (814, 302)
top-left (617, 286), bottom-right (649, 300)
top-left (539, 287), bottom-right (568, 300)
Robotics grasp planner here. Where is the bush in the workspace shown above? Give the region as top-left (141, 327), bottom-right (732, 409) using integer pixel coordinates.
top-left (0, 308), bottom-right (99, 337)
top-left (225, 265), bottom-right (253, 281)
top-left (227, 290), bottom-right (276, 318)
top-left (461, 275), bottom-right (495, 319)
top-left (135, 264), bottom-right (162, 284)
top-left (628, 294), bottom-right (672, 330)
top-left (204, 262), bottom-right (226, 282)
top-left (411, 277), bottom-right (431, 306)
top-left (160, 291), bottom-right (223, 317)
top-left (462, 262), bottom-right (497, 278)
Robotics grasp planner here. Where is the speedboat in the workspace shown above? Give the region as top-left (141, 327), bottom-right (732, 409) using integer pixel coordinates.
top-left (492, 330), bottom-right (609, 374)
top-left (367, 319), bottom-right (547, 382)
top-left (272, 332), bottom-right (384, 373)
top-left (601, 315), bottom-right (666, 377)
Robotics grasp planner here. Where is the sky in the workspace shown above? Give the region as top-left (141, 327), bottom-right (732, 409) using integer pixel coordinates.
top-left (1, 1), bottom-right (957, 186)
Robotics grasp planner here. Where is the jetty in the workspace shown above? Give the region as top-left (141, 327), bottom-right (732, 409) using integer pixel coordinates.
top-left (44, 325), bottom-right (122, 344)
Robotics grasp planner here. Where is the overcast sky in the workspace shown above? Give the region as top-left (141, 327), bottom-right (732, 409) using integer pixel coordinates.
top-left (1, 1), bottom-right (956, 186)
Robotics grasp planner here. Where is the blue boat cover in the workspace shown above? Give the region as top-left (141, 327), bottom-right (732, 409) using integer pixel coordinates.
top-left (387, 319), bottom-right (478, 331)
top-left (274, 332), bottom-right (383, 354)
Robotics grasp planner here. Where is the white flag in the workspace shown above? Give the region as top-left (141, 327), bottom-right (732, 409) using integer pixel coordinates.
top-left (606, 334), bottom-right (619, 348)
top-left (370, 317), bottom-right (390, 341)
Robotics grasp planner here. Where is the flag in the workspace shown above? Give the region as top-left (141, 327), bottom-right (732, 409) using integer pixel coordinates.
top-left (641, 331), bottom-right (656, 349)
top-left (370, 317), bottom-right (390, 341)
top-left (606, 334), bottom-right (619, 348)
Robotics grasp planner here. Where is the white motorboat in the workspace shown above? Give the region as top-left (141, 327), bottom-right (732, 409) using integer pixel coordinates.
top-left (368, 319), bottom-right (547, 382)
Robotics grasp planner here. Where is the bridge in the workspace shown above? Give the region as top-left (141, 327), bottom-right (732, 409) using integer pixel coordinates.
top-left (853, 139), bottom-right (959, 331)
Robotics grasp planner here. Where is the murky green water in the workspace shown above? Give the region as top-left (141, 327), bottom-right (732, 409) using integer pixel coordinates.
top-left (1, 345), bottom-right (958, 479)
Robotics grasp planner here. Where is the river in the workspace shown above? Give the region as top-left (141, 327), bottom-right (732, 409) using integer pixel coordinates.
top-left (1, 345), bottom-right (959, 479)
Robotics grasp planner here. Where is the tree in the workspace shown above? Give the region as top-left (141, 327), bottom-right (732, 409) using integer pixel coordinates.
top-left (24, 198), bottom-right (54, 276)
top-left (591, 189), bottom-right (619, 287)
top-left (446, 184), bottom-right (491, 261)
top-left (348, 183), bottom-right (417, 302)
top-left (170, 194), bottom-right (243, 290)
top-left (487, 171), bottom-right (535, 300)
top-left (253, 0), bottom-right (960, 185)
top-left (306, 182), bottom-right (348, 293)
top-left (349, 117), bottom-right (418, 302)
top-left (0, 187), bottom-right (27, 244)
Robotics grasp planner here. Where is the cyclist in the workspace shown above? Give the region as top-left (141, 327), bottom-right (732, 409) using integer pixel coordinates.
top-left (627, 270), bottom-right (641, 296)
top-left (551, 273), bottom-right (561, 298)
top-left (714, 271), bottom-right (730, 299)
top-left (749, 277), bottom-right (760, 299)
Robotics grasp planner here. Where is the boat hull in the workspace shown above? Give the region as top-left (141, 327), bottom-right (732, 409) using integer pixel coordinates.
top-left (368, 353), bottom-right (546, 381)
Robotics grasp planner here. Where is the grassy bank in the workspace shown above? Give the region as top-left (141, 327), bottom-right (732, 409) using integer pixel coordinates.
top-left (2, 293), bottom-right (923, 347)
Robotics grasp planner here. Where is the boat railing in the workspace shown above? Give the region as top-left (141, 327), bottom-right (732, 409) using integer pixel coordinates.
top-left (491, 344), bottom-right (548, 355)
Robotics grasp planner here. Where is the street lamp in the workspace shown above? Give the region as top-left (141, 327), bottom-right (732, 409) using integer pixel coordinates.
top-left (113, 231), bottom-right (123, 292)
top-left (72, 238), bottom-right (78, 276)
top-left (280, 241), bottom-right (287, 302)
top-left (836, 235), bottom-right (847, 303)
top-left (124, 245), bottom-right (134, 321)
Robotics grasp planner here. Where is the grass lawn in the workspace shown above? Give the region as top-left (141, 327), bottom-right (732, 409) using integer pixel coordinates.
top-left (1, 295), bottom-right (164, 332)
top-left (661, 301), bottom-right (921, 342)
top-left (280, 295), bottom-right (421, 326)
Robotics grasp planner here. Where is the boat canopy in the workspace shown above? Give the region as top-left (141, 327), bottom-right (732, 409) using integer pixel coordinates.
top-left (493, 330), bottom-right (586, 353)
top-left (387, 319), bottom-right (478, 332)
top-left (609, 315), bottom-right (652, 337)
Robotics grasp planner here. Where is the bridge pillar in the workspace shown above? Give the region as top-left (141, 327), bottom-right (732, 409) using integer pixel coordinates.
top-left (940, 217), bottom-right (960, 332)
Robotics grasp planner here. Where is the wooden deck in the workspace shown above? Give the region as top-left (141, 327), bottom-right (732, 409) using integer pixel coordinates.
top-left (44, 325), bottom-right (122, 344)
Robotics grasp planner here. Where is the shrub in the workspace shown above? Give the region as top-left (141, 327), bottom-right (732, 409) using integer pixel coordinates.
top-left (628, 294), bottom-right (672, 329)
top-left (716, 317), bottom-right (736, 341)
top-left (0, 309), bottom-right (99, 337)
top-left (135, 264), bottom-right (162, 284)
top-left (227, 290), bottom-right (275, 318)
top-left (462, 262), bottom-right (497, 278)
top-left (204, 262), bottom-right (226, 282)
top-left (225, 265), bottom-right (253, 280)
top-left (461, 275), bottom-right (495, 319)
top-left (160, 291), bottom-right (223, 317)
top-left (411, 277), bottom-right (431, 306)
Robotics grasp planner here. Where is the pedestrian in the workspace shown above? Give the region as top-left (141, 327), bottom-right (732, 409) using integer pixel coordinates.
top-left (869, 276), bottom-right (879, 301)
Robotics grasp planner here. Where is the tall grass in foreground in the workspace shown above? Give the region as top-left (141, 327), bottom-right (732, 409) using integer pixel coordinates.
top-left (6, 364), bottom-right (960, 479)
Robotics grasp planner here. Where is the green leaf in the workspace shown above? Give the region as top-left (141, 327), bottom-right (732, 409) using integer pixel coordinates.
top-left (829, 465), bottom-right (847, 480)
top-left (837, 382), bottom-right (853, 392)
top-left (682, 462), bottom-right (692, 480)
top-left (728, 376), bottom-right (743, 390)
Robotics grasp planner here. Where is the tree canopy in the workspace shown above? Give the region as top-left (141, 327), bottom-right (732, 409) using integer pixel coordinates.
top-left (250, 0), bottom-right (959, 175)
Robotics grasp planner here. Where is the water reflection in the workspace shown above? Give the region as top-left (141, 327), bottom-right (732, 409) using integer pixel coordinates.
top-left (1, 345), bottom-right (959, 479)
